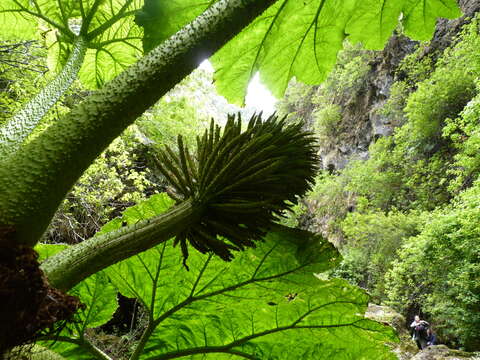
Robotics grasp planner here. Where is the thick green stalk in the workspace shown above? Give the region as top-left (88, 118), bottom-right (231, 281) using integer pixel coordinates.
top-left (0, 0), bottom-right (277, 247)
top-left (41, 199), bottom-right (202, 291)
top-left (0, 36), bottom-right (87, 158)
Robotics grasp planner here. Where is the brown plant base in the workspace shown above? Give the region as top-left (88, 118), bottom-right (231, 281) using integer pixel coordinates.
top-left (0, 232), bottom-right (82, 353)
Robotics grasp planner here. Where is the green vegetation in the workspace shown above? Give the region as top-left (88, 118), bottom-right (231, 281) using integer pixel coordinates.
top-left (34, 195), bottom-right (397, 360)
top-left (46, 126), bottom-right (157, 243)
top-left (282, 17), bottom-right (480, 351)
top-left (0, 40), bottom-right (48, 125)
top-left (46, 69), bottom-right (216, 244)
top-left (313, 104), bottom-right (343, 141)
top-left (333, 209), bottom-right (425, 301)
top-left (386, 184), bottom-right (480, 350)
top-left (0, 0), bottom-right (465, 358)
top-left (444, 87), bottom-right (480, 191)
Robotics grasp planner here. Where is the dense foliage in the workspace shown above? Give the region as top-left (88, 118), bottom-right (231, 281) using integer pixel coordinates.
top-left (281, 17), bottom-right (480, 350)
top-left (0, 40), bottom-right (48, 123)
top-left (0, 0), bottom-right (466, 357)
top-left (46, 68), bottom-right (221, 244)
top-left (386, 184), bottom-right (480, 350)
top-left (34, 194), bottom-right (397, 360)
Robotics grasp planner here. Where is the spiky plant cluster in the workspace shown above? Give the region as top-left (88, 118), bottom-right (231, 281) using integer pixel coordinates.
top-left (155, 113), bottom-right (318, 263)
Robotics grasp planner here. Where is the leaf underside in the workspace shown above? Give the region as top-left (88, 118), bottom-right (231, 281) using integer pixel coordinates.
top-left (47, 0), bottom-right (144, 88)
top-left (1, 0), bottom-right (144, 89)
top-left (139, 0), bottom-right (461, 104)
top-left (2, 0), bottom-right (461, 96)
top-left (38, 193), bottom-right (397, 360)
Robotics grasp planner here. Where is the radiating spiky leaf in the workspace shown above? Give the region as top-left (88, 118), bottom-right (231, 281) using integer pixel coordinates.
top-left (156, 113), bottom-right (318, 261)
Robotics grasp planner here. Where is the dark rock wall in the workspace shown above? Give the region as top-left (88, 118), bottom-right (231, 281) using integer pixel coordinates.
top-left (319, 0), bottom-right (479, 172)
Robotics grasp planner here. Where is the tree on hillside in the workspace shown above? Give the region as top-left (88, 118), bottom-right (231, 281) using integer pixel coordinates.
top-left (0, 0), bottom-right (461, 356)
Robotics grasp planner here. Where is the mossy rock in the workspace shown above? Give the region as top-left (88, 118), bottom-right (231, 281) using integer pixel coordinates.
top-left (411, 345), bottom-right (479, 360)
top-left (7, 345), bottom-right (66, 360)
top-left (366, 303), bottom-right (407, 334)
top-left (365, 304), bottom-right (418, 360)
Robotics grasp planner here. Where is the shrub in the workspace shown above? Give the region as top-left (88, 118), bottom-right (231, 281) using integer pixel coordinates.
top-left (404, 18), bottom-right (480, 144)
top-left (46, 126), bottom-right (158, 243)
top-left (444, 88), bottom-right (480, 191)
top-left (0, 40), bottom-right (48, 124)
top-left (385, 183), bottom-right (480, 350)
top-left (377, 81), bottom-right (410, 128)
top-left (306, 172), bottom-right (355, 245)
top-left (396, 44), bottom-right (435, 87)
top-left (404, 69), bottom-right (476, 142)
top-left (342, 138), bottom-right (404, 210)
top-left (333, 209), bottom-right (425, 301)
top-left (316, 41), bottom-right (373, 103)
top-left (276, 79), bottom-right (317, 124)
top-left (313, 103), bottom-right (342, 142)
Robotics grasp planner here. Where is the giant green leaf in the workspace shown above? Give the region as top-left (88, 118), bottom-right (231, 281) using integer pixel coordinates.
top-left (104, 228), bottom-right (396, 359)
top-left (139, 0), bottom-right (461, 105)
top-left (35, 243), bottom-right (67, 262)
top-left (46, 0), bottom-right (144, 88)
top-left (36, 243), bottom-right (116, 334)
top-left (136, 0), bottom-right (216, 53)
top-left (70, 272), bottom-right (118, 329)
top-left (35, 0), bottom-right (81, 29)
top-left (346, 0), bottom-right (461, 46)
top-left (43, 340), bottom-right (98, 360)
top-left (212, 0), bottom-right (357, 104)
top-left (0, 1), bottom-right (39, 40)
top-left (96, 192), bottom-right (176, 235)
top-left (0, 0), bottom-right (79, 40)
top-left (211, 0), bottom-right (461, 104)
top-left (36, 247), bottom-right (117, 358)
top-left (2, 0), bottom-right (144, 89)
top-left (402, 0), bottom-right (461, 40)
top-left (81, 0), bottom-right (144, 87)
top-left (38, 271), bottom-right (118, 359)
top-left (38, 191), bottom-right (396, 359)
top-left (344, 0), bottom-right (406, 48)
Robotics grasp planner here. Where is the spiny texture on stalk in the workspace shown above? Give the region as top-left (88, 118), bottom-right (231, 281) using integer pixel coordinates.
top-left (155, 113), bottom-right (318, 263)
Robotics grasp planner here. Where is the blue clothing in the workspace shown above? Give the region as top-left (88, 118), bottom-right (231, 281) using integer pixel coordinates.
top-left (427, 333), bottom-right (437, 346)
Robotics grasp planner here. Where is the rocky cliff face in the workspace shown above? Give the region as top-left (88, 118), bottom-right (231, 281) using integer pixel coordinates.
top-left (366, 304), bottom-right (418, 360)
top-left (319, 35), bottom-right (414, 171)
top-left (411, 346), bottom-right (479, 360)
top-left (318, 0), bottom-right (480, 172)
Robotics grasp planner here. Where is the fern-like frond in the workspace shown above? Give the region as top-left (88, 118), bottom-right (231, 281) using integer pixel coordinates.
top-left (156, 113), bottom-right (318, 263)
